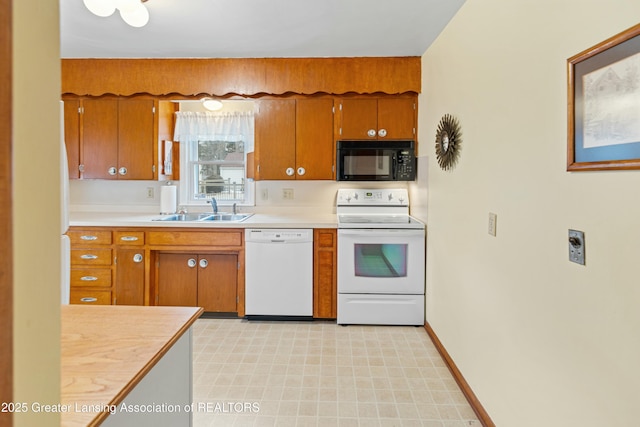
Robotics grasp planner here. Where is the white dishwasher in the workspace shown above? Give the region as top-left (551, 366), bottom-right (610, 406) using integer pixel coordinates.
top-left (245, 229), bottom-right (313, 320)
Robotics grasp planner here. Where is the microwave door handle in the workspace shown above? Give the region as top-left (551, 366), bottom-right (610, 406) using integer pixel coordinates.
top-left (391, 154), bottom-right (397, 179)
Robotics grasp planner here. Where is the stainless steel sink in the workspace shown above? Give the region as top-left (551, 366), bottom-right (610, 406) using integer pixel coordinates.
top-left (201, 213), bottom-right (253, 222)
top-left (153, 213), bottom-right (215, 221)
top-left (153, 213), bottom-right (253, 222)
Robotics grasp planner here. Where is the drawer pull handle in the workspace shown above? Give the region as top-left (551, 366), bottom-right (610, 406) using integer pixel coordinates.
top-left (80, 276), bottom-right (98, 281)
top-left (80, 235), bottom-right (98, 241)
top-left (120, 236), bottom-right (139, 242)
top-left (80, 297), bottom-right (98, 303)
top-left (80, 254), bottom-right (98, 260)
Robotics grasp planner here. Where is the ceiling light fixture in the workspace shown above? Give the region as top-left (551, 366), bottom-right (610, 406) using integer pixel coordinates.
top-left (83, 0), bottom-right (150, 28)
top-left (201, 98), bottom-right (224, 111)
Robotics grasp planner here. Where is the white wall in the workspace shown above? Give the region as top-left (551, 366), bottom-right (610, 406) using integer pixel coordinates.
top-left (415, 1), bottom-right (640, 426)
top-left (13, 1), bottom-right (61, 425)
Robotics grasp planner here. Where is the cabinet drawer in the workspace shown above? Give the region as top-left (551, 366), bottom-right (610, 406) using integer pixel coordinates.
top-left (148, 230), bottom-right (243, 247)
top-left (70, 268), bottom-right (112, 287)
top-left (68, 230), bottom-right (112, 245)
top-left (71, 248), bottom-right (112, 266)
top-left (114, 231), bottom-right (145, 245)
top-left (70, 289), bottom-right (112, 305)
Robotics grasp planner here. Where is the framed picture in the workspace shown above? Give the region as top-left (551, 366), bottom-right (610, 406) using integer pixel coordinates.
top-left (567, 23), bottom-right (640, 171)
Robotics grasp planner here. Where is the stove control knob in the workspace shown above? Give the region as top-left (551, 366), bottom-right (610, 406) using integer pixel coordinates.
top-left (353, 193), bottom-right (359, 200)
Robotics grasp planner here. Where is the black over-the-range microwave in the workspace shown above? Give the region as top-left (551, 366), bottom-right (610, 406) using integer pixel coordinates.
top-left (336, 140), bottom-right (417, 181)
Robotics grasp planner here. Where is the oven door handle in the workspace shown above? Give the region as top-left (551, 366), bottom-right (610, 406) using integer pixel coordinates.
top-left (338, 229), bottom-right (425, 237)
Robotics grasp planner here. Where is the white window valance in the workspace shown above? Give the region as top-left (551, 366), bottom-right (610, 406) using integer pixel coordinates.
top-left (173, 111), bottom-right (254, 150)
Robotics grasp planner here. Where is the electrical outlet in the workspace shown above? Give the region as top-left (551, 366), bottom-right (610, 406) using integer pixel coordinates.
top-left (488, 212), bottom-right (497, 236)
top-left (282, 188), bottom-right (294, 200)
top-left (568, 229), bottom-right (585, 265)
top-left (146, 187), bottom-right (154, 198)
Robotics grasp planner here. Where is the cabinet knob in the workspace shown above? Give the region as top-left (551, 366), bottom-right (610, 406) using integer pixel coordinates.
top-left (133, 253), bottom-right (143, 263)
top-left (187, 258), bottom-right (197, 268)
top-left (119, 167), bottom-right (127, 176)
top-left (378, 128), bottom-right (387, 138)
top-left (285, 167), bottom-right (295, 176)
top-left (108, 167), bottom-right (117, 176)
top-left (199, 258), bottom-right (208, 268)
top-left (367, 129), bottom-right (377, 137)
top-left (297, 167), bottom-right (306, 176)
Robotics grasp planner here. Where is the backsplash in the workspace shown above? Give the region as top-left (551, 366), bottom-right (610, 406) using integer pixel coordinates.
top-left (69, 179), bottom-right (415, 214)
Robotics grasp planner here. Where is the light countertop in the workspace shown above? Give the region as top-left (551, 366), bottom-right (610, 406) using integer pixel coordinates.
top-left (69, 211), bottom-right (338, 229)
top-left (60, 305), bottom-right (203, 427)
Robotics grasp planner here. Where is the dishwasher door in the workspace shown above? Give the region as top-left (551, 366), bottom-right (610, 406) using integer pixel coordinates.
top-left (245, 229), bottom-right (313, 319)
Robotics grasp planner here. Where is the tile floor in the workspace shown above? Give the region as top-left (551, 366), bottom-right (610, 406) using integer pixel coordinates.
top-left (192, 319), bottom-right (481, 427)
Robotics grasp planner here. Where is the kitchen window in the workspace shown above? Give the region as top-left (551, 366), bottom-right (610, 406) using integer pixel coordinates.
top-left (174, 110), bottom-right (255, 206)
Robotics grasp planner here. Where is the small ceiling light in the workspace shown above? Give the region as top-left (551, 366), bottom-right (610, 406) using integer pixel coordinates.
top-left (83, 0), bottom-right (150, 28)
top-left (202, 99), bottom-right (224, 111)
top-left (83, 0), bottom-right (116, 17)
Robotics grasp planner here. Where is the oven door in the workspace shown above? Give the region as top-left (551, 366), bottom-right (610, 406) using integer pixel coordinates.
top-left (337, 228), bottom-right (425, 294)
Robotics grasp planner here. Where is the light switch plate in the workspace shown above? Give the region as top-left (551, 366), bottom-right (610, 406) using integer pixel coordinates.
top-left (568, 229), bottom-right (585, 265)
top-left (488, 212), bottom-right (497, 236)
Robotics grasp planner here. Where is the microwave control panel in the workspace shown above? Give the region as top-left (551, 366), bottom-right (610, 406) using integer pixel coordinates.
top-left (396, 151), bottom-right (416, 180)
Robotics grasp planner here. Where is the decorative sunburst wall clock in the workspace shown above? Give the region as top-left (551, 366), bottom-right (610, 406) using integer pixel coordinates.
top-left (435, 114), bottom-right (462, 171)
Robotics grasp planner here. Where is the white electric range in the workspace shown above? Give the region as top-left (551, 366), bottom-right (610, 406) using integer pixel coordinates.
top-left (336, 189), bottom-right (425, 325)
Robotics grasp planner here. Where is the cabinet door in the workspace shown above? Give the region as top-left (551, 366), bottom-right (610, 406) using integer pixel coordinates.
top-left (63, 99), bottom-right (81, 179)
top-left (295, 98), bottom-right (335, 180)
top-left (338, 98), bottom-right (378, 140)
top-left (157, 253), bottom-right (197, 307)
top-left (254, 99), bottom-right (296, 180)
top-left (313, 229), bottom-right (337, 318)
top-left (118, 99), bottom-right (155, 180)
top-left (82, 99), bottom-right (119, 179)
top-left (197, 254), bottom-right (237, 312)
top-left (115, 248), bottom-right (145, 306)
top-left (377, 97), bottom-right (416, 140)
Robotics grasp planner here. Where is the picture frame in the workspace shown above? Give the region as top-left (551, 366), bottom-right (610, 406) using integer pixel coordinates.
top-left (567, 23), bottom-right (640, 171)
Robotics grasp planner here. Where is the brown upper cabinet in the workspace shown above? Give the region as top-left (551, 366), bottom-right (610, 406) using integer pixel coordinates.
top-left (64, 98), bottom-right (156, 180)
top-left (337, 97), bottom-right (417, 140)
top-left (254, 98), bottom-right (335, 180)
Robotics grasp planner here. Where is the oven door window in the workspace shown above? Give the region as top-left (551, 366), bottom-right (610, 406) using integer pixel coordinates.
top-left (354, 243), bottom-right (407, 277)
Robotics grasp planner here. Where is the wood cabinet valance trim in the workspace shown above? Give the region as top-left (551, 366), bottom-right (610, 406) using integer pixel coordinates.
top-left (61, 57), bottom-right (421, 97)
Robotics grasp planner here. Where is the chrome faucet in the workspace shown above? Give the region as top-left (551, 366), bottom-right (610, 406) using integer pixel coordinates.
top-left (209, 197), bottom-right (218, 214)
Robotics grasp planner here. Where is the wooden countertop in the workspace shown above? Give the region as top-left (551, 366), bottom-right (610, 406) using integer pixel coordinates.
top-left (60, 305), bottom-right (203, 427)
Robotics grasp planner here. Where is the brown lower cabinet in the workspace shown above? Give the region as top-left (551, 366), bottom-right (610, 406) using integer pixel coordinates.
top-left (68, 226), bottom-right (337, 318)
top-left (313, 229), bottom-right (337, 319)
top-left (115, 248), bottom-right (145, 305)
top-left (156, 252), bottom-right (238, 313)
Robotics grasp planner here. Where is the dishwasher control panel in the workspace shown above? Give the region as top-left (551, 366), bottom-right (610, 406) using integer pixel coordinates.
top-left (245, 229), bottom-right (313, 243)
